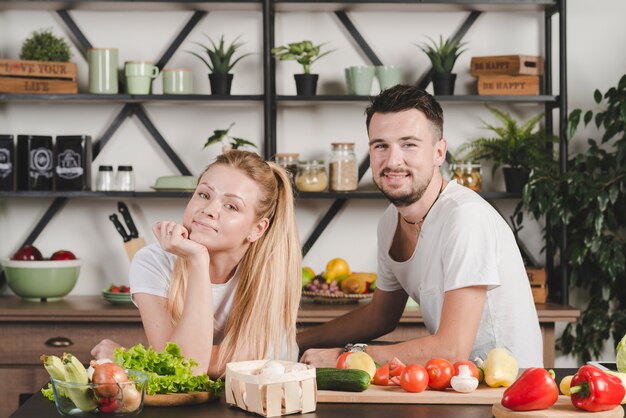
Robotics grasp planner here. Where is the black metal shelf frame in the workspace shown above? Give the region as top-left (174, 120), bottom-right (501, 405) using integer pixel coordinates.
top-left (1, 1), bottom-right (568, 304)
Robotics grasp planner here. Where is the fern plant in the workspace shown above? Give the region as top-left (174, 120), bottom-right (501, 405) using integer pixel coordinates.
top-left (204, 122), bottom-right (256, 150)
top-left (417, 35), bottom-right (466, 74)
top-left (188, 34), bottom-right (251, 74)
top-left (455, 106), bottom-right (555, 173)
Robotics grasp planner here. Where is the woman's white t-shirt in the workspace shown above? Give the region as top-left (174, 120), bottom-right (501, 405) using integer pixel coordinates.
top-left (376, 181), bottom-right (543, 368)
top-left (130, 244), bottom-right (296, 361)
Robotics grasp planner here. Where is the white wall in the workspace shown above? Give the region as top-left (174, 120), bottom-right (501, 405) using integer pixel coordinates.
top-left (1, 0), bottom-right (625, 367)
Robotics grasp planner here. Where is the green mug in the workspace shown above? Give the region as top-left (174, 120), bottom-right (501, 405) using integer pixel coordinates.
top-left (88, 48), bottom-right (118, 94)
top-left (348, 65), bottom-right (376, 96)
top-left (125, 61), bottom-right (159, 95)
top-left (375, 65), bottom-right (402, 91)
top-left (162, 68), bottom-right (193, 94)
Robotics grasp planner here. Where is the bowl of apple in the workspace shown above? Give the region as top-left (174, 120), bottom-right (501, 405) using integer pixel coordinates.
top-left (3, 245), bottom-right (81, 302)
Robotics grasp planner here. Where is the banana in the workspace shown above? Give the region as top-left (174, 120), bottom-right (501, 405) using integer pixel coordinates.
top-left (62, 353), bottom-right (97, 412)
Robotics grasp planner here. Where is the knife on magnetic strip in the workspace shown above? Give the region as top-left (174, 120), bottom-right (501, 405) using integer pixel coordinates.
top-left (117, 201), bottom-right (145, 261)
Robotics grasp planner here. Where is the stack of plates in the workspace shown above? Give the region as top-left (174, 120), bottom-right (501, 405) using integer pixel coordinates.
top-left (102, 290), bottom-right (133, 305)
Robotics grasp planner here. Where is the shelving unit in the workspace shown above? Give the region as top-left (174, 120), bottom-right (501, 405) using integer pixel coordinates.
top-left (0, 0), bottom-right (568, 303)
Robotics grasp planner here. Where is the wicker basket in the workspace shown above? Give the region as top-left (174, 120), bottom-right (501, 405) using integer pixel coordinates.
top-left (225, 360), bottom-right (317, 417)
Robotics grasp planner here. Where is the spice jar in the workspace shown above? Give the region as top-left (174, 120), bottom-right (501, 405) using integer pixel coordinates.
top-left (274, 153), bottom-right (299, 183)
top-left (295, 160), bottom-right (328, 192)
top-left (116, 165), bottom-right (135, 191)
top-left (451, 162), bottom-right (482, 191)
top-left (95, 165), bottom-right (114, 191)
top-left (329, 142), bottom-right (358, 191)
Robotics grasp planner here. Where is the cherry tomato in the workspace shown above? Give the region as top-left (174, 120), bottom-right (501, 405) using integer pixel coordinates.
top-left (400, 364), bottom-right (429, 393)
top-left (373, 364), bottom-right (390, 386)
top-left (336, 352), bottom-right (351, 369)
top-left (98, 397), bottom-right (121, 413)
top-left (425, 358), bottom-right (454, 390)
top-left (453, 361), bottom-right (480, 380)
top-left (389, 357), bottom-right (406, 377)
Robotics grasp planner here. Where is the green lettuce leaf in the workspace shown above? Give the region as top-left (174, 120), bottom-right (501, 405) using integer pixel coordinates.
top-left (114, 342), bottom-right (224, 395)
top-left (617, 334), bottom-right (626, 373)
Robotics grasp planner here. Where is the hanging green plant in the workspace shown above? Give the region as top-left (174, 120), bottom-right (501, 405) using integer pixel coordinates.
top-left (204, 122), bottom-right (257, 150)
top-left (20, 29), bottom-right (72, 62)
top-left (522, 73), bottom-right (626, 362)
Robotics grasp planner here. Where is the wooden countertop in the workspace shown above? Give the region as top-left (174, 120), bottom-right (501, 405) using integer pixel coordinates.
top-left (0, 295), bottom-right (580, 323)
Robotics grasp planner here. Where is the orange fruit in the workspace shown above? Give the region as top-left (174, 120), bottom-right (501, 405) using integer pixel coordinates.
top-left (325, 258), bottom-right (351, 282)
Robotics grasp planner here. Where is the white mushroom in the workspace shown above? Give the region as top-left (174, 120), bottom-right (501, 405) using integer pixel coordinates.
top-left (450, 365), bottom-right (479, 393)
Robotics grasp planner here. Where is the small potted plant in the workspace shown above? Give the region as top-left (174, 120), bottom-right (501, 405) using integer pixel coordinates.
top-left (204, 122), bottom-right (257, 152)
top-left (271, 40), bottom-right (335, 96)
top-left (455, 106), bottom-right (555, 192)
top-left (417, 35), bottom-right (466, 95)
top-left (20, 28), bottom-right (72, 62)
top-left (188, 34), bottom-right (252, 95)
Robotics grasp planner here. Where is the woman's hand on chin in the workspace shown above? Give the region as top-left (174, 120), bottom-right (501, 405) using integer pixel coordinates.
top-left (153, 220), bottom-right (208, 260)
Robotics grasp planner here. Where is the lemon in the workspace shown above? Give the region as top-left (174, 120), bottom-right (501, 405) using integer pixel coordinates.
top-left (559, 375), bottom-right (573, 396)
top-left (302, 267), bottom-right (315, 287)
top-left (345, 352), bottom-right (376, 379)
top-left (325, 258), bottom-right (351, 282)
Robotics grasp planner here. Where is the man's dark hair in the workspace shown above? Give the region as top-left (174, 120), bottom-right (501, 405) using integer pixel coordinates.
top-left (365, 85), bottom-right (444, 140)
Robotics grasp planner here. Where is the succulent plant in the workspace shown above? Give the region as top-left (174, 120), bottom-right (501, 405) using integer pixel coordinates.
top-left (188, 34), bottom-right (251, 75)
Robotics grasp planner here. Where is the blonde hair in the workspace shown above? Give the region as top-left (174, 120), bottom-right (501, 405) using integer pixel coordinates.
top-left (166, 150), bottom-right (301, 369)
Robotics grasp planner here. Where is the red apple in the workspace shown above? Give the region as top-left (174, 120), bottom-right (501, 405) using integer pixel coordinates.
top-left (12, 245), bottom-right (43, 261)
top-left (50, 250), bottom-right (77, 261)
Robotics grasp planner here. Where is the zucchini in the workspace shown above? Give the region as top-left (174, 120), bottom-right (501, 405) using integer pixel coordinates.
top-left (316, 368), bottom-right (371, 392)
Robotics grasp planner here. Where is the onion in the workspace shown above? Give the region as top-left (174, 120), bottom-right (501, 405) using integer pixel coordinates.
top-left (121, 384), bottom-right (142, 412)
top-left (92, 363), bottom-right (128, 398)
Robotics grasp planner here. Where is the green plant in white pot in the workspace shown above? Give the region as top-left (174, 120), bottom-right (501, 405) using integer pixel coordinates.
top-left (271, 40), bottom-right (335, 96)
top-left (189, 34), bottom-right (252, 95)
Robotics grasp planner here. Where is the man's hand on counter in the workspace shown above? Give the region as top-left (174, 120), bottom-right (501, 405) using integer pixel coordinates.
top-left (300, 347), bottom-right (343, 368)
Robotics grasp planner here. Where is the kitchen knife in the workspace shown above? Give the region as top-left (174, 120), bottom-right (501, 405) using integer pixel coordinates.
top-left (116, 201), bottom-right (145, 261)
top-left (109, 214), bottom-right (131, 242)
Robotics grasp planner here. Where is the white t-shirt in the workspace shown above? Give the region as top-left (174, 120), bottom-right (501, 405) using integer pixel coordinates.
top-left (129, 243), bottom-right (294, 360)
top-left (376, 181), bottom-right (543, 367)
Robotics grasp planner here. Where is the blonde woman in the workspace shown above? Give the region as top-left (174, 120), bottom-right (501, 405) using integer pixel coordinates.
top-left (91, 151), bottom-right (301, 376)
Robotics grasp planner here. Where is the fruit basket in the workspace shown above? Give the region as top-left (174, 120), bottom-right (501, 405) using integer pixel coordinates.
top-left (301, 290), bottom-right (373, 305)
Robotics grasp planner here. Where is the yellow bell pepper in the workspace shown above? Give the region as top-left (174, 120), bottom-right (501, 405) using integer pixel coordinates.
top-left (482, 348), bottom-right (519, 387)
top-left (606, 371), bottom-right (626, 403)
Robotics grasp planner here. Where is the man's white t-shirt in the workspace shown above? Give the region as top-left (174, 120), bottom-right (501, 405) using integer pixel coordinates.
top-left (129, 243), bottom-right (294, 360)
top-left (376, 181), bottom-right (543, 367)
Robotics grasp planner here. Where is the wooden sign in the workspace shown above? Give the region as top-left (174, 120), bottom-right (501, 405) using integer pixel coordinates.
top-left (0, 59), bottom-right (76, 80)
top-left (470, 55), bottom-right (544, 76)
top-left (477, 75), bottom-right (540, 96)
top-left (0, 77), bottom-right (77, 94)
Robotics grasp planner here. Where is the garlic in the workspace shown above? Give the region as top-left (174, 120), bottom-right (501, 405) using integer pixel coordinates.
top-left (261, 360), bottom-right (286, 376)
top-left (450, 364), bottom-right (479, 393)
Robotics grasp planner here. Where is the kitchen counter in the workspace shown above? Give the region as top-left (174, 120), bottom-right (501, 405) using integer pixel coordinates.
top-left (11, 369), bottom-right (618, 418)
top-left (0, 296), bottom-right (579, 417)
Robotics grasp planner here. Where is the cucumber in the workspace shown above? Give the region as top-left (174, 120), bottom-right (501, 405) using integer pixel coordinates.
top-left (316, 368), bottom-right (371, 392)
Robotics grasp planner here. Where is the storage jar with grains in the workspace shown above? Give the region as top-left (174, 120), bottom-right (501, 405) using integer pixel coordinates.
top-left (329, 142), bottom-right (358, 191)
top-left (296, 160), bottom-right (328, 192)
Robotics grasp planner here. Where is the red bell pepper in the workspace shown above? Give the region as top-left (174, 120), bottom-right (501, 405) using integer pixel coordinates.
top-left (501, 368), bottom-right (559, 411)
top-left (570, 365), bottom-right (625, 412)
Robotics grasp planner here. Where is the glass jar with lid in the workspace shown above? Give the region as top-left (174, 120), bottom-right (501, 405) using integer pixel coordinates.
top-left (451, 161), bottom-right (482, 191)
top-left (274, 153), bottom-right (299, 183)
top-left (329, 142), bottom-right (358, 191)
top-left (295, 160), bottom-right (328, 192)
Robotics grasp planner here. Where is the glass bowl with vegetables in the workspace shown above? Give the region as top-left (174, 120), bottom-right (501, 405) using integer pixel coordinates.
top-left (50, 361), bottom-right (149, 417)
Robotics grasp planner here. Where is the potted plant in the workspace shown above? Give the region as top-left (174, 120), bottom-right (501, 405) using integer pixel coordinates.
top-left (455, 105), bottom-right (555, 192)
top-left (271, 40), bottom-right (335, 96)
top-left (189, 34), bottom-right (252, 95)
top-left (20, 28), bottom-right (72, 62)
top-left (204, 122), bottom-right (257, 152)
top-left (417, 35), bottom-right (466, 95)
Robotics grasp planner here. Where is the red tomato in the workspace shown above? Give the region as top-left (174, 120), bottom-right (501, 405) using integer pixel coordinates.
top-left (373, 364), bottom-right (390, 386)
top-left (425, 358), bottom-right (454, 390)
top-left (389, 357), bottom-right (406, 377)
top-left (336, 352), bottom-right (351, 369)
top-left (98, 397), bottom-right (121, 413)
top-left (400, 364), bottom-right (428, 393)
top-left (453, 361), bottom-right (480, 380)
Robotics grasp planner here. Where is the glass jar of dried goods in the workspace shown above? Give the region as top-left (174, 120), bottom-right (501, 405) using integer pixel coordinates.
top-left (295, 160), bottom-right (328, 192)
top-left (274, 153), bottom-right (299, 183)
top-left (329, 142), bottom-right (358, 191)
top-left (451, 162), bottom-right (482, 192)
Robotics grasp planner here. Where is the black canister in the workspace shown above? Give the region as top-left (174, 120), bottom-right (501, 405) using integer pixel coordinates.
top-left (17, 135), bottom-right (54, 191)
top-left (55, 135), bottom-right (93, 190)
top-left (0, 135), bottom-right (15, 191)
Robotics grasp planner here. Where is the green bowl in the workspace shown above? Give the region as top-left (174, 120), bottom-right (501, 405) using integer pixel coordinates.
top-left (2, 259), bottom-right (81, 302)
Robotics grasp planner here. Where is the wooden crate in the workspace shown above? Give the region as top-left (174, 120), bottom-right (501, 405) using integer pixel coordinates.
top-left (470, 55), bottom-right (544, 76)
top-left (0, 59), bottom-right (77, 94)
top-left (477, 75), bottom-right (540, 96)
top-left (527, 267), bottom-right (548, 303)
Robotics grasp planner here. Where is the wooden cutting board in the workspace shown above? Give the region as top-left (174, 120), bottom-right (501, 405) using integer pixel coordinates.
top-left (492, 396), bottom-right (624, 418)
top-left (144, 391), bottom-right (214, 406)
top-left (318, 384), bottom-right (506, 404)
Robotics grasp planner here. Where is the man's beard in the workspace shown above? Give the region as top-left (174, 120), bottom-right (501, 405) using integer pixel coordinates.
top-left (373, 169), bottom-right (432, 207)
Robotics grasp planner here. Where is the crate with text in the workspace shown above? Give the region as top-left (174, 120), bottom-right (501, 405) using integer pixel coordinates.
top-left (0, 59), bottom-right (77, 94)
top-left (470, 55), bottom-right (544, 77)
top-left (477, 74), bottom-right (540, 96)
top-left (526, 267), bottom-right (547, 303)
